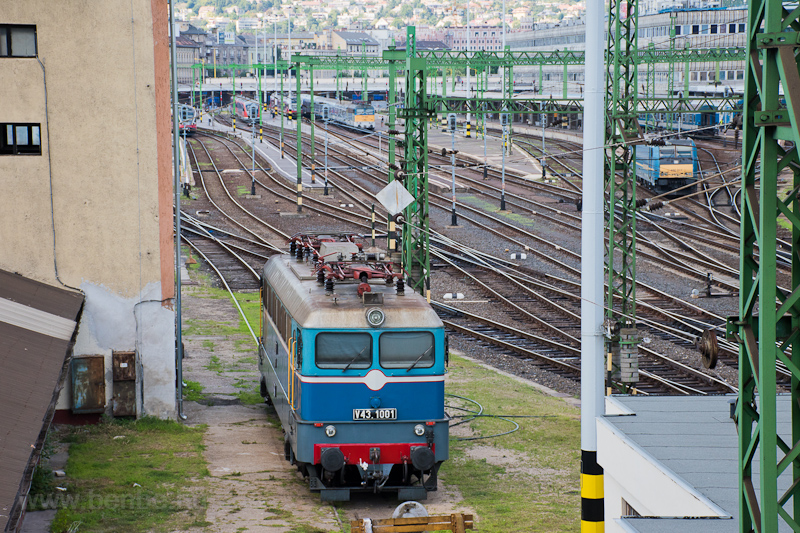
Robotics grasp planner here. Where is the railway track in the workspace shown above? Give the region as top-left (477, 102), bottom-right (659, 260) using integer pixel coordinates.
top-left (191, 112), bottom-right (749, 395)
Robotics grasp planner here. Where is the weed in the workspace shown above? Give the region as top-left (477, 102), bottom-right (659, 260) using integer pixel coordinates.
top-left (287, 525), bottom-right (328, 533)
top-left (27, 431), bottom-right (56, 511)
top-left (202, 340), bottom-right (216, 352)
top-left (236, 390), bottom-right (264, 405)
top-left (183, 381), bottom-right (206, 402)
top-left (205, 355), bottom-right (224, 372)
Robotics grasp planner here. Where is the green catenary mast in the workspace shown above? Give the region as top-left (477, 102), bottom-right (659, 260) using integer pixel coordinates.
top-left (731, 0), bottom-right (800, 529)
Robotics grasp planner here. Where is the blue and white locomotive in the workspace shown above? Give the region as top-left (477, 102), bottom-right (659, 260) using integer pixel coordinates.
top-left (300, 95), bottom-right (376, 130)
top-left (259, 234), bottom-right (449, 501)
top-left (635, 138), bottom-right (698, 196)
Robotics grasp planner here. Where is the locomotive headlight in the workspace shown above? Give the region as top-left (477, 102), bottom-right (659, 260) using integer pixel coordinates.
top-left (414, 424), bottom-right (425, 437)
top-left (365, 307), bottom-right (385, 328)
top-left (325, 425), bottom-right (337, 438)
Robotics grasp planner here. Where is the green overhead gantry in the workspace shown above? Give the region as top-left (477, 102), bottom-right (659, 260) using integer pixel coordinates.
top-left (728, 0), bottom-right (800, 529)
top-left (434, 95), bottom-right (742, 115)
top-left (190, 46), bottom-right (744, 85)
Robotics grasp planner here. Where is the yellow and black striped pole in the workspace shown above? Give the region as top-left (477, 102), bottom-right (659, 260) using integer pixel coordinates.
top-left (466, 122), bottom-right (471, 138)
top-left (581, 0), bottom-right (605, 527)
top-left (581, 450), bottom-right (604, 532)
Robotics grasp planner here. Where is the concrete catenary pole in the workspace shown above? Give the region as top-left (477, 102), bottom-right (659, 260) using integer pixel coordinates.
top-left (465, 2), bottom-right (470, 133)
top-left (580, 0), bottom-right (605, 527)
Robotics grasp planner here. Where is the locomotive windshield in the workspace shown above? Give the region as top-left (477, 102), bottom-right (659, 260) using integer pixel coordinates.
top-left (379, 332), bottom-right (435, 369)
top-left (315, 332), bottom-right (372, 369)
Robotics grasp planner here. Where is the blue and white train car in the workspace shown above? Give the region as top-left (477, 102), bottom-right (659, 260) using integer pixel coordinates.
top-left (635, 138), bottom-right (698, 196)
top-left (300, 95), bottom-right (376, 130)
top-left (259, 244), bottom-right (449, 501)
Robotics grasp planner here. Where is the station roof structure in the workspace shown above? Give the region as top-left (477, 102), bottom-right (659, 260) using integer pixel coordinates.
top-left (0, 270), bottom-right (83, 530)
top-left (601, 395), bottom-right (793, 532)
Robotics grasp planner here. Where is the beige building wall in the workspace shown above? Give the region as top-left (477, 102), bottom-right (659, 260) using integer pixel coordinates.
top-left (0, 0), bottom-right (176, 418)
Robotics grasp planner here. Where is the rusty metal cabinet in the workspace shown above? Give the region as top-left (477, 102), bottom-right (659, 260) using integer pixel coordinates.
top-left (112, 351), bottom-right (136, 417)
top-left (71, 355), bottom-right (106, 413)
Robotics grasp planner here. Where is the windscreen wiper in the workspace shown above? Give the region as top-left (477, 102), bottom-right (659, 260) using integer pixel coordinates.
top-left (342, 345), bottom-right (369, 372)
top-left (406, 346), bottom-right (433, 372)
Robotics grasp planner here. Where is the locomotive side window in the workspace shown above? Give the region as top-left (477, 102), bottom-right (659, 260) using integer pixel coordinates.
top-left (379, 332), bottom-right (435, 369)
top-left (295, 329), bottom-right (303, 366)
top-left (315, 332), bottom-right (372, 369)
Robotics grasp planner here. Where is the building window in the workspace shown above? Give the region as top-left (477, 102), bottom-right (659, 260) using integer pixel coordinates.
top-left (622, 499), bottom-right (641, 518)
top-left (692, 25), bottom-right (699, 34)
top-left (739, 23), bottom-right (746, 33)
top-left (1, 123), bottom-right (41, 155)
top-left (0, 25), bottom-right (37, 57)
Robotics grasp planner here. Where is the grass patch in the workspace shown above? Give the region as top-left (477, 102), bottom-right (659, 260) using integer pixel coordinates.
top-left (183, 381), bottom-right (206, 402)
top-left (236, 338), bottom-right (258, 352)
top-left (442, 355), bottom-right (580, 532)
top-left (287, 525), bottom-right (327, 533)
top-left (205, 355), bottom-right (224, 373)
top-left (235, 389), bottom-right (264, 405)
top-left (202, 340), bottom-right (216, 352)
top-left (237, 185), bottom-right (250, 197)
top-left (459, 195), bottom-right (536, 228)
top-left (182, 287), bottom-right (260, 341)
top-left (48, 418), bottom-right (208, 533)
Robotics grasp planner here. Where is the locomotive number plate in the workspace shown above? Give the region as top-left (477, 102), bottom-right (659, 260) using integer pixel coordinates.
top-left (353, 408), bottom-right (397, 420)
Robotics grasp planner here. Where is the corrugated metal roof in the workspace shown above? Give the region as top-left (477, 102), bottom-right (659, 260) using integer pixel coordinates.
top-left (0, 270), bottom-right (83, 531)
top-left (334, 31), bottom-right (380, 45)
top-left (606, 395), bottom-right (794, 533)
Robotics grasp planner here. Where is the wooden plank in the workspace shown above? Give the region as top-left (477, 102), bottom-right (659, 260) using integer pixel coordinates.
top-left (351, 514), bottom-right (474, 533)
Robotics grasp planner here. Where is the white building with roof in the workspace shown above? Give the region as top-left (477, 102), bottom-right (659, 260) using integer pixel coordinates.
top-left (598, 395), bottom-right (793, 532)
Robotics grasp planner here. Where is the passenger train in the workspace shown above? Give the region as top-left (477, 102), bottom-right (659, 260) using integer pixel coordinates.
top-left (176, 104), bottom-right (197, 136)
top-left (231, 96), bottom-right (261, 125)
top-left (258, 233), bottom-right (449, 501)
top-left (635, 138), bottom-right (698, 196)
top-left (300, 95), bottom-right (376, 130)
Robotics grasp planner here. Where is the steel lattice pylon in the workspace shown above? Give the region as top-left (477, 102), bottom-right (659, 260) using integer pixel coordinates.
top-left (729, 0), bottom-right (800, 530)
top-left (605, 0), bottom-right (640, 329)
top-left (400, 27), bottom-right (433, 299)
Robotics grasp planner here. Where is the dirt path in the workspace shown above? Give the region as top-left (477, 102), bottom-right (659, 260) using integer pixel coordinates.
top-left (180, 283), bottom-right (470, 532)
